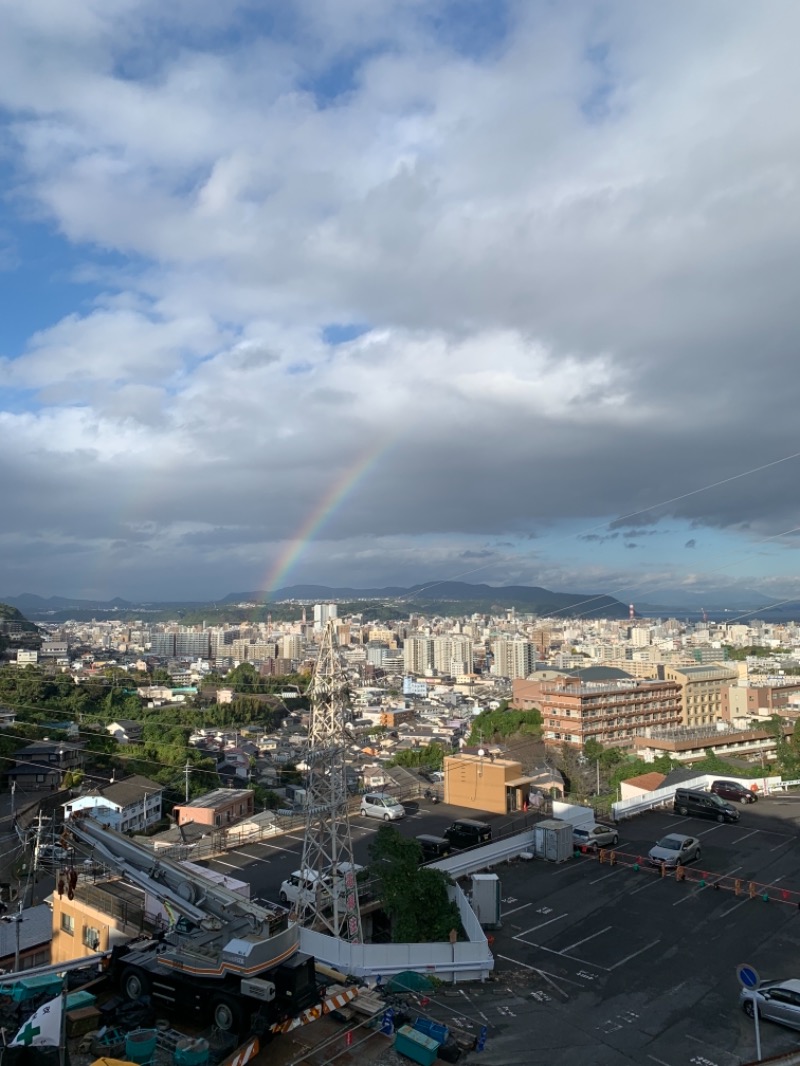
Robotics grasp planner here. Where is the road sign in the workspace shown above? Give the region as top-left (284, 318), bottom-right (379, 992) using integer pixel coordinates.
top-left (737, 964), bottom-right (760, 989)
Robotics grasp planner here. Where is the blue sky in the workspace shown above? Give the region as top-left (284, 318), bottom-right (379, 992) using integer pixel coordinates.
top-left (2, 1), bottom-right (800, 605)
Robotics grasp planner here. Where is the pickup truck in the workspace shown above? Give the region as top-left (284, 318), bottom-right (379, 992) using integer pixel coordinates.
top-left (572, 823), bottom-right (619, 851)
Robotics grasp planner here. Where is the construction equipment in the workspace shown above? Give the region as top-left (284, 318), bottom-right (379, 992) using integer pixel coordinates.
top-left (67, 815), bottom-right (319, 1035)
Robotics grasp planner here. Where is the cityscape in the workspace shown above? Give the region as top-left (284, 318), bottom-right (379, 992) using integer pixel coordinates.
top-left (3, 2), bottom-right (800, 1065)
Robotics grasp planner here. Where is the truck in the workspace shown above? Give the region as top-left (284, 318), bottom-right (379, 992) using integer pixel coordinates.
top-left (68, 815), bottom-right (321, 1035)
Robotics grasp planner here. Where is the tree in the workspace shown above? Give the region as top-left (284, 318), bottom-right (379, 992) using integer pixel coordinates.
top-left (368, 826), bottom-right (461, 943)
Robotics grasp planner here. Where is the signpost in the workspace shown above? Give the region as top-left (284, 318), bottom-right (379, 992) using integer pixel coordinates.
top-left (737, 964), bottom-right (761, 1061)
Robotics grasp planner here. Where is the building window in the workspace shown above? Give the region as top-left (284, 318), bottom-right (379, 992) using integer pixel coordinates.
top-left (61, 913), bottom-right (74, 935)
top-left (83, 926), bottom-right (101, 950)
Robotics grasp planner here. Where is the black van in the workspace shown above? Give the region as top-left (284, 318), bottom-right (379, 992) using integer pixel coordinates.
top-left (673, 788), bottom-right (739, 823)
top-left (416, 835), bottom-right (452, 862)
top-left (443, 819), bottom-right (492, 850)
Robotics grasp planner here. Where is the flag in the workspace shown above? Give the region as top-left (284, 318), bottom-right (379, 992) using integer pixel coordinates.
top-left (10, 994), bottom-right (63, 1047)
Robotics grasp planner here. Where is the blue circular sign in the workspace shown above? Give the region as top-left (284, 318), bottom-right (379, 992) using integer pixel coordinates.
top-left (737, 964), bottom-right (760, 989)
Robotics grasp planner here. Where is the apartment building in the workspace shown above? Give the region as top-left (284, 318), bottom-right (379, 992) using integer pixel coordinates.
top-left (404, 636), bottom-right (434, 676)
top-left (721, 679), bottom-right (800, 723)
top-left (513, 676), bottom-right (683, 747)
top-left (663, 663), bottom-right (738, 727)
top-left (491, 639), bottom-right (537, 680)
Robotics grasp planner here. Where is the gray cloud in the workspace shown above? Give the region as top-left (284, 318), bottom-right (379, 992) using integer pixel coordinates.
top-left (2, 2), bottom-right (800, 600)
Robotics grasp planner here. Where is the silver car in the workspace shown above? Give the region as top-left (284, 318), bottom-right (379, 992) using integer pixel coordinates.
top-left (573, 824), bottom-right (619, 850)
top-left (740, 979), bottom-right (800, 1031)
top-left (647, 833), bottom-right (701, 868)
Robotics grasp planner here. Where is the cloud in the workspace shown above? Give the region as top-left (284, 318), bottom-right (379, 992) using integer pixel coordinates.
top-left (2, 2), bottom-right (800, 599)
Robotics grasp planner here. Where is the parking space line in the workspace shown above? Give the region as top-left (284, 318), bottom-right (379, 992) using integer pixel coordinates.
top-left (231, 850), bottom-right (268, 862)
top-left (729, 830), bottom-right (760, 844)
top-left (495, 953), bottom-right (589, 989)
top-left (647, 1055), bottom-right (672, 1066)
top-left (589, 869), bottom-right (621, 885)
top-left (511, 938), bottom-right (610, 971)
top-left (629, 874), bottom-right (668, 895)
top-left (515, 914), bottom-right (567, 938)
top-left (672, 866), bottom-right (742, 906)
top-left (502, 901), bottom-right (533, 917)
top-left (550, 857), bottom-right (595, 875)
top-left (696, 823), bottom-right (726, 836)
top-left (609, 938), bottom-right (660, 970)
top-left (560, 926), bottom-right (612, 954)
top-left (770, 838), bottom-right (793, 852)
top-left (717, 875), bottom-right (785, 918)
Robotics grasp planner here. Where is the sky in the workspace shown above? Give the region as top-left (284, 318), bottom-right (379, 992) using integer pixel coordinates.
top-left (2, 0), bottom-right (800, 608)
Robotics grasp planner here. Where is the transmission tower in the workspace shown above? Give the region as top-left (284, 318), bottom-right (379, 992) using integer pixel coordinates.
top-left (299, 621), bottom-right (363, 941)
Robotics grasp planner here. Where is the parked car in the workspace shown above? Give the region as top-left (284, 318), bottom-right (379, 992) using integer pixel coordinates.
top-left (360, 793), bottom-right (406, 820)
top-left (740, 979), bottom-right (800, 1031)
top-left (673, 787), bottom-right (740, 823)
top-left (648, 833), bottom-right (701, 868)
top-left (573, 824), bottom-right (619, 850)
top-left (279, 870), bottom-right (330, 910)
top-left (710, 779), bottom-right (758, 804)
top-left (416, 835), bottom-right (452, 862)
top-left (443, 819), bottom-right (492, 850)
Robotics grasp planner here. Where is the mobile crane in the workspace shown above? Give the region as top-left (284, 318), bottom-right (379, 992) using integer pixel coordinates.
top-left (67, 814), bottom-right (321, 1035)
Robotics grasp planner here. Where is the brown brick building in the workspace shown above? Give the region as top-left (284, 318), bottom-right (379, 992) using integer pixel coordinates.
top-left (172, 787), bottom-right (254, 828)
top-left (513, 676), bottom-right (683, 748)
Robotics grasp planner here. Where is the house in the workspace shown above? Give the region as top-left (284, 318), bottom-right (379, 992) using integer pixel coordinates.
top-left (0, 904), bottom-right (52, 972)
top-left (106, 719), bottom-right (143, 745)
top-left (172, 788), bottom-right (255, 828)
top-left (8, 741), bottom-right (85, 791)
top-left (64, 775), bottom-right (163, 833)
top-left (619, 771), bottom-right (667, 801)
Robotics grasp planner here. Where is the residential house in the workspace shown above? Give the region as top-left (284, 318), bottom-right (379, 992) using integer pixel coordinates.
top-left (64, 775), bottom-right (163, 833)
top-left (106, 719), bottom-right (143, 745)
top-left (9, 741), bottom-right (85, 791)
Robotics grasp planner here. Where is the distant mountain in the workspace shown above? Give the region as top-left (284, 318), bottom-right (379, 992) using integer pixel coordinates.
top-left (226, 581), bottom-right (631, 618)
top-left (3, 593), bottom-right (134, 611)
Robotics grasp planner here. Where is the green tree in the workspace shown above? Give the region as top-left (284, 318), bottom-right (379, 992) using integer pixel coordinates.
top-left (368, 826), bottom-right (461, 943)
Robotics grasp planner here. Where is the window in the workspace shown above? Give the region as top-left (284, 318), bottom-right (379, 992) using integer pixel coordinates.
top-left (61, 913), bottom-right (74, 935)
top-left (82, 926), bottom-right (100, 950)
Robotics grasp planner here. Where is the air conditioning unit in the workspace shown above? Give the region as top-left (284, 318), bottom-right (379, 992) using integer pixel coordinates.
top-left (241, 978), bottom-right (276, 1002)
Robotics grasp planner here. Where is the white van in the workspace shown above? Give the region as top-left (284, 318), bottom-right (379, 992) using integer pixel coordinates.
top-left (279, 869), bottom-right (330, 910)
top-left (359, 793), bottom-right (406, 821)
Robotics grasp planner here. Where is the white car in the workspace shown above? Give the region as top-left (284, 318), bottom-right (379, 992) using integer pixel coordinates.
top-left (360, 793), bottom-right (406, 820)
top-left (740, 979), bottom-right (800, 1031)
top-left (279, 870), bottom-right (330, 910)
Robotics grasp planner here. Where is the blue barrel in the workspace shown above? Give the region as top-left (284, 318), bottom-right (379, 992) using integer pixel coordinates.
top-left (175, 1038), bottom-right (210, 1066)
top-left (125, 1029), bottom-right (158, 1064)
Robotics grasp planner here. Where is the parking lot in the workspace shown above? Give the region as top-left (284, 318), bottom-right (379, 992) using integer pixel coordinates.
top-left (181, 793), bottom-right (800, 1064)
top-left (477, 793), bottom-right (800, 1065)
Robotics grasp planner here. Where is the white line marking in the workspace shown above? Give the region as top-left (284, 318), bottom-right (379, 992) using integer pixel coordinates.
top-left (511, 939), bottom-right (611, 971)
top-left (717, 875), bottom-right (785, 917)
top-left (647, 1055), bottom-right (672, 1066)
top-left (257, 842), bottom-right (299, 853)
top-left (231, 850), bottom-right (267, 861)
top-left (502, 901), bottom-right (534, 917)
top-left (672, 866), bottom-right (742, 907)
top-left (588, 869), bottom-right (621, 885)
top-left (560, 926), bottom-right (612, 954)
top-left (514, 914), bottom-right (567, 938)
top-left (495, 953), bottom-right (593, 986)
top-left (609, 938), bottom-right (661, 971)
top-left (629, 874), bottom-right (668, 895)
top-left (770, 838), bottom-right (793, 852)
top-left (729, 830), bottom-right (760, 844)
top-left (696, 823), bottom-right (726, 836)
top-left (550, 858), bottom-right (594, 875)
top-left (209, 860), bottom-right (241, 870)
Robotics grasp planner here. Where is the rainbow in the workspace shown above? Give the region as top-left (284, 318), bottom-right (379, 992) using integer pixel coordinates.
top-left (262, 442), bottom-right (390, 598)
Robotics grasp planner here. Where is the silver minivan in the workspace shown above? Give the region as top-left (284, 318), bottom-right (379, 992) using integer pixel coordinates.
top-left (360, 793), bottom-right (405, 820)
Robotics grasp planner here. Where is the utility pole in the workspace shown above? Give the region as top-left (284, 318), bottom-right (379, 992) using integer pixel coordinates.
top-left (184, 762), bottom-right (191, 803)
top-left (11, 902), bottom-right (23, 974)
top-left (31, 810), bottom-right (44, 906)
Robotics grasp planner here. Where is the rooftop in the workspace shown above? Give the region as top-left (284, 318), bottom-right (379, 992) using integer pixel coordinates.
top-left (177, 787), bottom-right (253, 809)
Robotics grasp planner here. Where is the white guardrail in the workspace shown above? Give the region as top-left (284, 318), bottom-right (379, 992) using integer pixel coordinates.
top-left (612, 773), bottom-right (783, 821)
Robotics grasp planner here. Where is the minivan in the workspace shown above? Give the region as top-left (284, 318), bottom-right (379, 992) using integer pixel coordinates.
top-left (360, 793), bottom-right (406, 820)
top-left (673, 788), bottom-right (739, 823)
top-left (416, 835), bottom-right (452, 862)
top-left (443, 819), bottom-right (492, 850)
top-left (710, 779), bottom-right (758, 804)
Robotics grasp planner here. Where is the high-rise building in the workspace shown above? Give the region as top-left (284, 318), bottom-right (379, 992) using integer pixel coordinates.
top-left (314, 604), bottom-right (338, 631)
top-left (403, 636), bottom-right (434, 676)
top-left (491, 639), bottom-right (536, 680)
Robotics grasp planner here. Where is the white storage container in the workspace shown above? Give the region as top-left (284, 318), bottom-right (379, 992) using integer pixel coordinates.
top-left (533, 818), bottom-right (574, 863)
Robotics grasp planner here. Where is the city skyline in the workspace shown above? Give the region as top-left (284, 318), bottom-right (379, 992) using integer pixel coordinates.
top-left (2, 3), bottom-right (800, 602)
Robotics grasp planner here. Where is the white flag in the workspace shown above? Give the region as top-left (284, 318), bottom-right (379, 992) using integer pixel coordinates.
top-left (10, 994), bottom-right (62, 1047)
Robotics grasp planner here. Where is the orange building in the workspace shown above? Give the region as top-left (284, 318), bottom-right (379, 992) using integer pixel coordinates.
top-left (443, 753), bottom-right (535, 814)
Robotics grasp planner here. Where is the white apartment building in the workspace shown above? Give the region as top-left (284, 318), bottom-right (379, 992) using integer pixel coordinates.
top-left (432, 637), bottom-right (473, 676)
top-left (491, 638), bottom-right (536, 680)
top-left (314, 603), bottom-right (338, 631)
top-left (404, 636), bottom-right (434, 675)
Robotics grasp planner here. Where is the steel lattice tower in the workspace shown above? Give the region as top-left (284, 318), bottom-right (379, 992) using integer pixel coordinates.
top-left (299, 621), bottom-right (363, 941)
